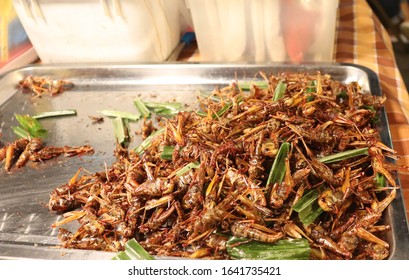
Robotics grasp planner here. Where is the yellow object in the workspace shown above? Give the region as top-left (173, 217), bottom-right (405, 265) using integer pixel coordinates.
top-left (0, 0), bottom-right (16, 60)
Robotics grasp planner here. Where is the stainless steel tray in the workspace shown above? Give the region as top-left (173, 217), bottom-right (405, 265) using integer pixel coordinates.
top-left (0, 63), bottom-right (408, 260)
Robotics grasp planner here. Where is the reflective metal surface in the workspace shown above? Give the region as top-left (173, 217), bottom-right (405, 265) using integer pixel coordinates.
top-left (0, 63), bottom-right (408, 259)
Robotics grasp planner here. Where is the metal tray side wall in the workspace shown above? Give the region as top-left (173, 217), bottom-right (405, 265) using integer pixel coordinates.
top-left (0, 63), bottom-right (408, 260)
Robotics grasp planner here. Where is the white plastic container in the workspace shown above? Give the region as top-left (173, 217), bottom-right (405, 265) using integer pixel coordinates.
top-left (12, 0), bottom-right (190, 63)
top-left (187, 0), bottom-right (339, 63)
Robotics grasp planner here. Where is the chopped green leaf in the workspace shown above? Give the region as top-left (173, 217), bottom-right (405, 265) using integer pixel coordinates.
top-left (111, 251), bottom-right (131, 260)
top-left (214, 102), bottom-right (233, 118)
top-left (161, 146), bottom-right (174, 160)
top-left (306, 95), bottom-right (315, 102)
top-left (375, 173), bottom-right (386, 189)
top-left (143, 101), bottom-right (183, 117)
top-left (112, 117), bottom-right (130, 147)
top-left (155, 109), bottom-right (180, 117)
top-left (12, 126), bottom-right (31, 139)
top-left (292, 189), bottom-right (320, 212)
top-left (144, 101), bottom-right (182, 111)
top-left (134, 98), bottom-right (151, 118)
top-left (32, 109), bottom-right (77, 119)
top-left (175, 162), bottom-right (200, 177)
top-left (306, 80), bottom-right (317, 93)
top-left (227, 236), bottom-right (310, 260)
top-left (338, 89), bottom-right (348, 99)
top-left (298, 202), bottom-right (324, 226)
top-left (214, 95), bottom-right (244, 119)
top-left (134, 128), bottom-right (164, 155)
top-left (197, 101), bottom-right (236, 118)
top-left (319, 148), bottom-right (369, 164)
top-left (272, 80), bottom-right (287, 101)
top-left (292, 188), bottom-right (323, 225)
top-left (266, 142), bottom-right (290, 187)
top-left (239, 81), bottom-right (269, 90)
top-left (112, 238), bottom-right (155, 260)
top-left (361, 105), bottom-right (375, 112)
top-left (13, 114), bottom-right (48, 139)
top-left (98, 110), bottom-right (141, 121)
top-left (143, 101), bottom-right (183, 110)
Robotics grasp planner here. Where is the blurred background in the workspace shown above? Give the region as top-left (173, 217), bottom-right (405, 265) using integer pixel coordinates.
top-left (1, 0), bottom-right (409, 89)
top-left (367, 0), bottom-right (409, 89)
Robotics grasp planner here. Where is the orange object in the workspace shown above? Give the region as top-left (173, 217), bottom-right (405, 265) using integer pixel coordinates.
top-left (281, 0), bottom-right (320, 62)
